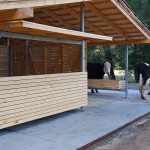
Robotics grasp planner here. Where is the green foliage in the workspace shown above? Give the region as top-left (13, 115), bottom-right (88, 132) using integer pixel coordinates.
top-left (125, 0), bottom-right (150, 26)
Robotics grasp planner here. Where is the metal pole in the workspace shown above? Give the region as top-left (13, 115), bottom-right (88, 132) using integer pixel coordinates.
top-left (7, 38), bottom-right (11, 76)
top-left (125, 44), bottom-right (129, 98)
top-left (26, 40), bottom-right (29, 76)
top-left (81, 2), bottom-right (85, 72)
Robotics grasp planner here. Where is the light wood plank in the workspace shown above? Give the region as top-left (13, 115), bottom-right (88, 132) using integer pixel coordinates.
top-left (0, 8), bottom-right (33, 21)
top-left (0, 102), bottom-right (87, 129)
top-left (88, 79), bottom-right (125, 90)
top-left (0, 72), bottom-right (87, 129)
top-left (0, 0), bottom-right (91, 10)
top-left (0, 21), bottom-right (113, 41)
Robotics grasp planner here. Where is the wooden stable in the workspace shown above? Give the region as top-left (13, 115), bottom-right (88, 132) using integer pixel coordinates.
top-left (0, 0), bottom-right (150, 129)
top-left (0, 39), bottom-right (89, 129)
top-left (88, 79), bottom-right (125, 90)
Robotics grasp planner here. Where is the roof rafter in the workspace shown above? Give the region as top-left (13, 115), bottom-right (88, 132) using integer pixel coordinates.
top-left (34, 15), bottom-right (50, 26)
top-left (63, 5), bottom-right (105, 35)
top-left (42, 8), bottom-right (74, 29)
top-left (86, 2), bottom-right (128, 39)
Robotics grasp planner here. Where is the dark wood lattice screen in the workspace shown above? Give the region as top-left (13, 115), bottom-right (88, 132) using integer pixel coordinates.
top-left (0, 45), bottom-right (8, 77)
top-left (11, 42), bottom-right (81, 76)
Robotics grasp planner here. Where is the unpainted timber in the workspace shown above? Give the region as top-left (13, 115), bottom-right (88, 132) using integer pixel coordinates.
top-left (0, 8), bottom-right (33, 22)
top-left (0, 72), bottom-right (87, 129)
top-left (0, 0), bottom-right (91, 10)
top-left (0, 21), bottom-right (113, 41)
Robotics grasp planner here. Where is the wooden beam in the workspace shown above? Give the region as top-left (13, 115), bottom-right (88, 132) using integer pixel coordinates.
top-left (88, 39), bottom-right (150, 46)
top-left (111, 0), bottom-right (150, 39)
top-left (86, 3), bottom-right (128, 39)
top-left (0, 8), bottom-right (33, 22)
top-left (0, 0), bottom-right (91, 11)
top-left (63, 5), bottom-right (105, 35)
top-left (0, 21), bottom-right (113, 41)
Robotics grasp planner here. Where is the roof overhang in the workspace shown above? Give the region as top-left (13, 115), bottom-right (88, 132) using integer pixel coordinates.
top-left (32, 0), bottom-right (150, 45)
top-left (0, 21), bottom-right (113, 41)
top-left (0, 0), bottom-right (150, 45)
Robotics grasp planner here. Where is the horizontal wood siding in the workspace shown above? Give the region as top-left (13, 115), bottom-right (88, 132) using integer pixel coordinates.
top-left (0, 72), bottom-right (87, 129)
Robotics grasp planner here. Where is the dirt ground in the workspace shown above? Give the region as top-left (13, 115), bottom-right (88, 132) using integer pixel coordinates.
top-left (86, 114), bottom-right (150, 150)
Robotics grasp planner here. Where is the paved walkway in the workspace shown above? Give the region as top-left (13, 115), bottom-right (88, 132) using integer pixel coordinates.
top-left (0, 90), bottom-right (150, 150)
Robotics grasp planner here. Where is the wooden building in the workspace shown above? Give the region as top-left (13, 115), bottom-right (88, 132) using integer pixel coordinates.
top-left (0, 0), bottom-right (150, 129)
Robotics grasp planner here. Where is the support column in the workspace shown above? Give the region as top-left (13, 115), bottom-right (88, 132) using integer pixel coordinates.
top-left (125, 44), bottom-right (129, 98)
top-left (7, 38), bottom-right (11, 76)
top-left (81, 2), bottom-right (85, 72)
top-left (26, 40), bottom-right (29, 76)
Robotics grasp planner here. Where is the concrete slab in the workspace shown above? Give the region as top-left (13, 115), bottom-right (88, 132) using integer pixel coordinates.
top-left (0, 90), bottom-right (150, 150)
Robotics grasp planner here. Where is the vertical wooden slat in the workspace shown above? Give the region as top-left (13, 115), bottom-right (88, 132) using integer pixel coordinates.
top-left (44, 46), bottom-right (47, 74)
top-left (10, 41), bottom-right (82, 75)
top-left (51, 45), bottom-right (62, 73)
top-left (61, 44), bottom-right (64, 73)
top-left (29, 48), bottom-right (38, 74)
top-left (72, 49), bottom-right (81, 72)
top-left (17, 50), bottom-right (26, 76)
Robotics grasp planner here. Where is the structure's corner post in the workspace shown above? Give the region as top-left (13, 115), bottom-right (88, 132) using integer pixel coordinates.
top-left (81, 2), bottom-right (85, 72)
top-left (26, 39), bottom-right (29, 76)
top-left (125, 44), bottom-right (129, 98)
